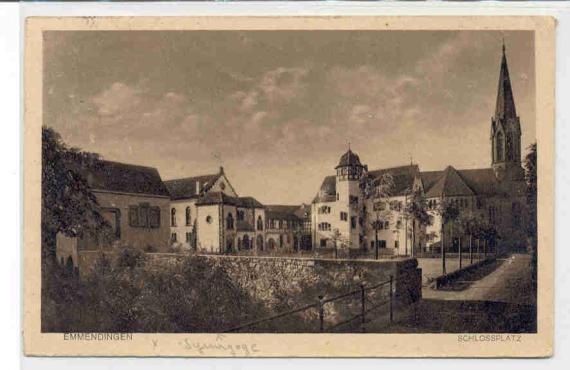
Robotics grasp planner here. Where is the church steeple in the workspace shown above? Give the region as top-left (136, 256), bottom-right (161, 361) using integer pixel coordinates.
top-left (494, 41), bottom-right (517, 120)
top-left (490, 41), bottom-right (523, 182)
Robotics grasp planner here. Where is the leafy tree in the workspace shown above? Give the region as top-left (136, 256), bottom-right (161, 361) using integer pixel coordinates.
top-left (361, 173), bottom-right (394, 259)
top-left (524, 143), bottom-right (537, 291)
top-left (330, 228), bottom-right (350, 259)
top-left (41, 126), bottom-right (110, 266)
top-left (436, 198), bottom-right (460, 274)
top-left (457, 213), bottom-right (480, 265)
top-left (403, 189), bottom-right (433, 257)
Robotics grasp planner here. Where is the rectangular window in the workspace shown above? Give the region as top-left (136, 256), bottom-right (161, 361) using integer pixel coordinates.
top-left (373, 201), bottom-right (386, 211)
top-left (349, 195), bottom-right (359, 205)
top-left (384, 221), bottom-right (390, 229)
top-left (171, 233), bottom-right (177, 242)
top-left (394, 240), bottom-right (399, 249)
top-left (186, 232), bottom-right (192, 242)
top-left (320, 239), bottom-right (327, 247)
top-left (340, 212), bottom-right (348, 221)
top-left (351, 216), bottom-right (357, 229)
top-left (370, 241), bottom-right (374, 249)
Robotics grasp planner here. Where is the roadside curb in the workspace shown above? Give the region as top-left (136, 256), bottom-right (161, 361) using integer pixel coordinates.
top-left (433, 257), bottom-right (497, 290)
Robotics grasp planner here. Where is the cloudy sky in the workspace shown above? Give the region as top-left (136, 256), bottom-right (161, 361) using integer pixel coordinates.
top-left (44, 30), bottom-right (535, 204)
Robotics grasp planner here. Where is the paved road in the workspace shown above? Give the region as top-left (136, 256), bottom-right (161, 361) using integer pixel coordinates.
top-left (422, 254), bottom-right (536, 305)
top-left (366, 254), bottom-right (537, 333)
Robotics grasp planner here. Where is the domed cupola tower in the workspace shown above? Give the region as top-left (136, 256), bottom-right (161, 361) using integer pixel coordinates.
top-left (491, 42), bottom-right (524, 181)
top-left (335, 148), bottom-right (366, 181)
top-left (334, 146), bottom-right (366, 248)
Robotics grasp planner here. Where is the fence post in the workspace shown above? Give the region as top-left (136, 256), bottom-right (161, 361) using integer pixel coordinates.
top-left (360, 284), bottom-right (366, 333)
top-left (318, 295), bottom-right (325, 333)
top-left (389, 275), bottom-right (394, 324)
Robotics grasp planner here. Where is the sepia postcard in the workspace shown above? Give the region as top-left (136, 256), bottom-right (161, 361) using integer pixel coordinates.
top-left (23, 16), bottom-right (555, 357)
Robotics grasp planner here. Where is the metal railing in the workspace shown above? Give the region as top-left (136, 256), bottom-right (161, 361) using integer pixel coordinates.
top-left (224, 275), bottom-right (396, 333)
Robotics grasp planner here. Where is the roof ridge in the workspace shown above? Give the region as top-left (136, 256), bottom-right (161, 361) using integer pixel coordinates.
top-left (94, 158), bottom-right (160, 172)
top-left (164, 172), bottom-right (220, 183)
top-left (369, 163), bottom-right (419, 172)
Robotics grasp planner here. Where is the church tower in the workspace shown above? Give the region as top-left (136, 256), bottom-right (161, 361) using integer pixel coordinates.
top-left (490, 42), bottom-right (524, 181)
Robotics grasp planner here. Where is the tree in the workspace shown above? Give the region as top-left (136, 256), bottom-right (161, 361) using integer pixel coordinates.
top-left (361, 173), bottom-right (394, 259)
top-left (403, 189), bottom-right (433, 257)
top-left (330, 228), bottom-right (349, 259)
top-left (459, 214), bottom-right (481, 265)
top-left (524, 143), bottom-right (537, 292)
top-left (42, 126), bottom-right (110, 267)
top-left (436, 198), bottom-right (460, 275)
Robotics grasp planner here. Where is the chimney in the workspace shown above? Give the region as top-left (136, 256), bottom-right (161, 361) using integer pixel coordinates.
top-left (196, 180), bottom-right (201, 194)
top-left (219, 166), bottom-right (224, 175)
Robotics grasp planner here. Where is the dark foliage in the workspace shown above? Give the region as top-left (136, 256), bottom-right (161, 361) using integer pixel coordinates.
top-left (41, 126), bottom-right (110, 262)
top-left (524, 143), bottom-right (537, 291)
top-left (42, 255), bottom-right (268, 333)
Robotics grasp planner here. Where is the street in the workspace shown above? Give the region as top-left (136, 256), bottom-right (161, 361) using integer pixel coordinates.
top-left (368, 254), bottom-right (537, 333)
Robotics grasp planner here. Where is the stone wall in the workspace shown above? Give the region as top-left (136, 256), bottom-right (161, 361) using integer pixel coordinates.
top-left (148, 254), bottom-right (422, 330)
top-left (78, 251), bottom-right (422, 331)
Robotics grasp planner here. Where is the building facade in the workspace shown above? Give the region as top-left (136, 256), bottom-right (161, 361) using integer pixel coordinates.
top-left (56, 160), bottom-right (172, 269)
top-left (311, 44), bottom-right (528, 256)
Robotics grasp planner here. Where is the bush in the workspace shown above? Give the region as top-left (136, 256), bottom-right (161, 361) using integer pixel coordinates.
top-left (42, 255), bottom-right (267, 333)
top-left (117, 247), bottom-right (147, 269)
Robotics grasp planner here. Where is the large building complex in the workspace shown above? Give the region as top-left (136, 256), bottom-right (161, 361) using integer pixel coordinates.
top-left (311, 44), bottom-right (527, 256)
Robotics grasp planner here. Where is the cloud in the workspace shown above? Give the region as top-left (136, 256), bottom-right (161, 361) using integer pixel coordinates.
top-left (92, 82), bottom-right (144, 118)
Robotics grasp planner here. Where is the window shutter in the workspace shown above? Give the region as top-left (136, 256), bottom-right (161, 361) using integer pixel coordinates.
top-left (149, 206), bottom-right (161, 228)
top-left (139, 204), bottom-right (149, 228)
top-left (129, 206), bottom-right (139, 227)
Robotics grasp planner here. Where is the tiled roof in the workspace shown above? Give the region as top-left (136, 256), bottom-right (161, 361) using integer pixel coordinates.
top-left (265, 205), bottom-right (302, 221)
top-left (456, 168), bottom-right (503, 196)
top-left (164, 173), bottom-right (221, 200)
top-left (195, 192), bottom-right (265, 208)
top-left (424, 166), bottom-right (475, 198)
top-left (195, 191), bottom-right (238, 206)
top-left (368, 164), bottom-right (419, 196)
top-left (312, 175), bottom-right (336, 203)
top-left (236, 196), bottom-right (264, 209)
top-left (336, 149), bottom-right (363, 169)
top-left (421, 166), bottom-right (503, 198)
top-left (294, 204), bottom-right (312, 219)
top-left (69, 159), bottom-right (170, 197)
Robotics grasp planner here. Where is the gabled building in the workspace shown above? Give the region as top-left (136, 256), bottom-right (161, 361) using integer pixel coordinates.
top-left (311, 153), bottom-right (421, 256)
top-left (264, 205), bottom-right (305, 251)
top-left (56, 159), bottom-right (171, 269)
top-left (164, 166), bottom-right (237, 248)
top-left (165, 167), bottom-right (266, 253)
top-left (310, 43), bottom-right (528, 256)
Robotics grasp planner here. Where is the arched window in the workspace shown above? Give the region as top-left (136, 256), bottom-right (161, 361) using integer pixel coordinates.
top-left (185, 207), bottom-right (191, 226)
top-left (256, 235), bottom-right (264, 251)
top-left (496, 132), bottom-right (505, 161)
top-left (268, 238), bottom-right (276, 250)
top-left (226, 213), bottom-right (234, 230)
top-left (243, 234), bottom-right (250, 250)
top-left (171, 208), bottom-right (177, 227)
top-left (257, 216), bottom-right (263, 231)
top-left (506, 134), bottom-right (514, 161)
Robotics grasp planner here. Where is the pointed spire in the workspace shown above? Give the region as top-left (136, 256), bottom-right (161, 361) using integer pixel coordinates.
top-left (495, 41), bottom-right (517, 119)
